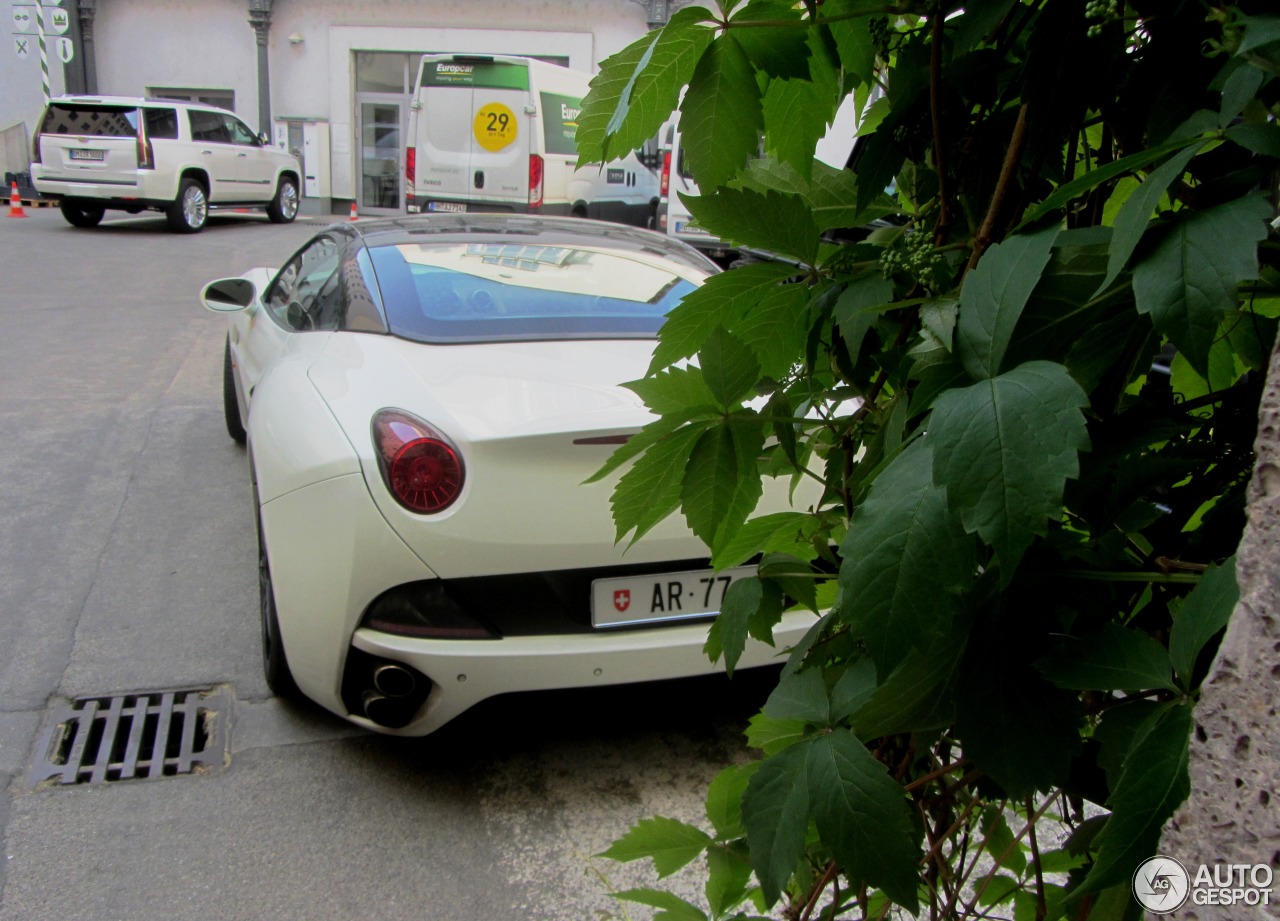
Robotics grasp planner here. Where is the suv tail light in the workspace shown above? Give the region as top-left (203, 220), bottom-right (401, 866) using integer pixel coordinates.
top-left (660, 151), bottom-right (670, 197)
top-left (31, 134), bottom-right (41, 165)
top-left (528, 154), bottom-right (544, 210)
top-left (136, 134), bottom-right (155, 170)
top-left (405, 146), bottom-right (416, 186)
top-left (372, 410), bottom-right (464, 514)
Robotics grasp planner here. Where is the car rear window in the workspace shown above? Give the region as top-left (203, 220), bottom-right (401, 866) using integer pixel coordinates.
top-left (367, 241), bottom-right (704, 343)
top-left (40, 104), bottom-right (142, 138)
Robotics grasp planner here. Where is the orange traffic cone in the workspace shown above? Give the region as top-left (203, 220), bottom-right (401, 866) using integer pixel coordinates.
top-left (348, 200), bottom-right (358, 222)
top-left (7, 182), bottom-right (28, 218)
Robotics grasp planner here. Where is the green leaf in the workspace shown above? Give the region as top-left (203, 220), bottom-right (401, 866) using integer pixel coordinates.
top-left (682, 419), bottom-right (765, 548)
top-left (729, 0), bottom-right (810, 80)
top-left (1099, 144), bottom-right (1204, 294)
top-left (1093, 699), bottom-right (1162, 792)
top-left (705, 577), bottom-right (782, 676)
top-left (764, 666), bottom-right (830, 725)
top-left (701, 328), bottom-right (762, 408)
top-left (711, 511), bottom-right (823, 570)
top-left (1132, 195), bottom-right (1272, 377)
top-left (599, 816), bottom-right (713, 878)
top-left (706, 763), bottom-right (758, 841)
top-left (1016, 137), bottom-right (1207, 230)
top-left (806, 730), bottom-right (921, 912)
top-left (743, 741), bottom-right (811, 906)
top-left (1073, 703), bottom-right (1193, 899)
top-left (839, 440), bottom-right (975, 673)
top-left (612, 888), bottom-right (709, 921)
top-left (834, 274), bottom-right (895, 364)
top-left (652, 261), bottom-right (799, 374)
top-left (576, 36), bottom-right (656, 166)
top-left (705, 844), bottom-right (753, 919)
top-left (745, 711), bottom-right (809, 756)
top-left (977, 875), bottom-right (1021, 907)
top-left (586, 411), bottom-right (702, 485)
top-left (829, 657), bottom-right (878, 723)
top-left (683, 188), bottom-right (821, 266)
top-left (849, 634), bottom-right (964, 740)
top-left (980, 808), bottom-right (1027, 878)
top-left (1219, 62), bottom-right (1265, 125)
top-left (735, 282), bottom-right (810, 380)
top-left (682, 36), bottom-right (764, 190)
top-left (1169, 557), bottom-right (1239, 689)
top-left (1226, 120), bottom-right (1280, 158)
top-left (611, 423), bottom-right (705, 544)
top-left (763, 79), bottom-right (830, 180)
top-left (929, 361), bottom-right (1090, 572)
top-left (1235, 14), bottom-right (1280, 56)
top-left (956, 225), bottom-right (1058, 381)
top-left (626, 364), bottom-right (719, 415)
top-left (1036, 622), bottom-right (1178, 693)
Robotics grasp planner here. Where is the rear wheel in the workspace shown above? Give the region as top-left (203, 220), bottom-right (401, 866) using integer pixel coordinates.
top-left (60, 200), bottom-right (104, 228)
top-left (166, 178), bottom-right (208, 233)
top-left (258, 506), bottom-right (300, 699)
top-left (266, 176), bottom-right (299, 224)
top-left (222, 337), bottom-right (246, 445)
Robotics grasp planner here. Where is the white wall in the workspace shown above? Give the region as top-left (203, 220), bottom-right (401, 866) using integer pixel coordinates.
top-left (0, 6), bottom-right (71, 178)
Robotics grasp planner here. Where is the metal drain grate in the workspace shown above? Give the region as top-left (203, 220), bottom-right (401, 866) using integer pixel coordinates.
top-left (30, 687), bottom-right (230, 788)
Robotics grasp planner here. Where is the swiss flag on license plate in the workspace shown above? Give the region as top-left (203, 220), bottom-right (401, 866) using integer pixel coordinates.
top-left (613, 590), bottom-right (631, 612)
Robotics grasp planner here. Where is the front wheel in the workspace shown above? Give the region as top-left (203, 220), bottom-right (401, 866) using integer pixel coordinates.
top-left (166, 178), bottom-right (208, 233)
top-left (222, 337), bottom-right (246, 445)
top-left (60, 200), bottom-right (105, 228)
top-left (258, 507), bottom-right (300, 699)
top-left (266, 176), bottom-right (299, 224)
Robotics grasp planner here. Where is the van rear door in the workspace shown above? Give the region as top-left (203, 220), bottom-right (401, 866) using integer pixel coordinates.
top-left (35, 102), bottom-right (143, 185)
top-left (415, 58), bottom-right (530, 211)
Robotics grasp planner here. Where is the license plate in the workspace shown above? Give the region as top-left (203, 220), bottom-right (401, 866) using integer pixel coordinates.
top-left (427, 201), bottom-right (467, 213)
top-left (674, 220), bottom-right (710, 236)
top-left (69, 149), bottom-right (105, 161)
top-left (591, 565), bottom-right (756, 628)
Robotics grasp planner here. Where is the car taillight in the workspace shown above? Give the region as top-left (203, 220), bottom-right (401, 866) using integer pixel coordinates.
top-left (660, 151), bottom-right (670, 197)
top-left (405, 146), bottom-right (415, 186)
top-left (137, 135), bottom-right (155, 170)
top-left (31, 135), bottom-right (41, 165)
top-left (373, 410), bottom-right (464, 514)
top-left (528, 154), bottom-right (543, 209)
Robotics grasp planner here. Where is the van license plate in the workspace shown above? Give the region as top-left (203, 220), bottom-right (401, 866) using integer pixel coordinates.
top-left (427, 201), bottom-right (466, 213)
top-left (591, 565), bottom-right (756, 628)
top-left (69, 149), bottom-right (105, 161)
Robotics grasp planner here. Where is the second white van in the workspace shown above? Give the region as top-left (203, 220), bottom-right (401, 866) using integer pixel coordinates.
top-left (406, 54), bottom-right (662, 228)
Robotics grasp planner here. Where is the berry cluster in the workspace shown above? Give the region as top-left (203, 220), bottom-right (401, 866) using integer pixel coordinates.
top-left (879, 230), bottom-right (946, 294)
top-left (869, 17), bottom-right (893, 61)
top-left (1085, 0), bottom-right (1118, 37)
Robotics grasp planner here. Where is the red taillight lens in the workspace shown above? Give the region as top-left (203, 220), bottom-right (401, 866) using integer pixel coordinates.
top-left (137, 135), bottom-right (154, 170)
top-left (660, 151), bottom-right (671, 197)
top-left (528, 154), bottom-right (544, 209)
top-left (31, 135), bottom-right (41, 165)
top-left (373, 410), bottom-right (464, 514)
top-left (405, 146), bottom-right (416, 186)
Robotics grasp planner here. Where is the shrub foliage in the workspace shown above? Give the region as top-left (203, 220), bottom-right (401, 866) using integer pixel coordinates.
top-left (580, 1), bottom-right (1279, 918)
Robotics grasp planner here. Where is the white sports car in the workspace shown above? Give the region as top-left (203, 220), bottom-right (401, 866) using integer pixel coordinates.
top-left (203, 214), bottom-right (818, 735)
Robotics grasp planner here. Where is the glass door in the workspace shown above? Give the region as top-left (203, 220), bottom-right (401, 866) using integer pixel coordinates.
top-left (357, 99), bottom-right (404, 213)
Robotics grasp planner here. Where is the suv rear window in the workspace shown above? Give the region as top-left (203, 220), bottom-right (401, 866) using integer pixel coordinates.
top-left (39, 104), bottom-right (179, 140)
top-left (367, 241), bottom-right (703, 343)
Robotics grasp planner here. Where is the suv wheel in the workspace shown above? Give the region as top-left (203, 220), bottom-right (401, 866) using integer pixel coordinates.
top-left (267, 176), bottom-right (299, 224)
top-left (167, 178), bottom-right (208, 233)
top-left (60, 200), bottom-right (105, 229)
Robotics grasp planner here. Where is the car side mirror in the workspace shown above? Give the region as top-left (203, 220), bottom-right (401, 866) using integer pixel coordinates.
top-left (201, 277), bottom-right (257, 313)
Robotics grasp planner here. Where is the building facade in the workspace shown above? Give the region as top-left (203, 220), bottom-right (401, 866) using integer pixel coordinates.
top-left (1, 0), bottom-right (689, 213)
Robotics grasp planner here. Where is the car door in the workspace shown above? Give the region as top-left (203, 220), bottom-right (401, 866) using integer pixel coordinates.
top-left (222, 112), bottom-right (276, 202)
top-left (237, 235), bottom-right (343, 402)
top-left (187, 109), bottom-right (241, 202)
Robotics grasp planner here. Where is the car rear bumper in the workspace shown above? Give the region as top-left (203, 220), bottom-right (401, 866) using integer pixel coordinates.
top-left (346, 609), bottom-right (817, 736)
top-left (31, 167), bottom-right (172, 204)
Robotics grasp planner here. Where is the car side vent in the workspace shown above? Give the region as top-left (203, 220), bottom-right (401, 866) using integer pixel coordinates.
top-left (29, 687), bottom-right (230, 788)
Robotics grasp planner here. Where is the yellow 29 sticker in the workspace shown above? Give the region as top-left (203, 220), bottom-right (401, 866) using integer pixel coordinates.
top-left (474, 102), bottom-right (518, 152)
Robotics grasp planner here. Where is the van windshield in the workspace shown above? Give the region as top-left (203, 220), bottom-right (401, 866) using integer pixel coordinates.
top-left (367, 240), bottom-right (703, 343)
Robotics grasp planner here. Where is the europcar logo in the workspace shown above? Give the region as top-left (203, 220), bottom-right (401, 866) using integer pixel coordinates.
top-left (1133, 856), bottom-right (1190, 914)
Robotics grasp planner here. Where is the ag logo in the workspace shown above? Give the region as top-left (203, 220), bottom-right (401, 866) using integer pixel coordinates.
top-left (1133, 855), bottom-right (1190, 913)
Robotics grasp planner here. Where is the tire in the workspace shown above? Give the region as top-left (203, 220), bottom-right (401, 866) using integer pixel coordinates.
top-left (257, 506), bottom-right (300, 699)
top-left (222, 337), bottom-right (246, 445)
top-left (266, 176), bottom-right (299, 224)
top-left (60, 200), bottom-right (104, 228)
top-left (166, 177), bottom-right (208, 233)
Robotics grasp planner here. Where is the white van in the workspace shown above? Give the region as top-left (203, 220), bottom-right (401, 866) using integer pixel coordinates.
top-left (406, 54), bottom-right (662, 227)
top-left (657, 93), bottom-right (868, 257)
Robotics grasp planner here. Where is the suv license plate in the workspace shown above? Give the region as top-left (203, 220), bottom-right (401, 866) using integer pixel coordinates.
top-left (427, 201), bottom-right (466, 213)
top-left (591, 565), bottom-right (756, 628)
top-left (69, 149), bottom-right (105, 161)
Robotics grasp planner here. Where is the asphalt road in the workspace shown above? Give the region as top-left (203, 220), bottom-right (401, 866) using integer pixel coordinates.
top-left (0, 204), bottom-right (780, 920)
